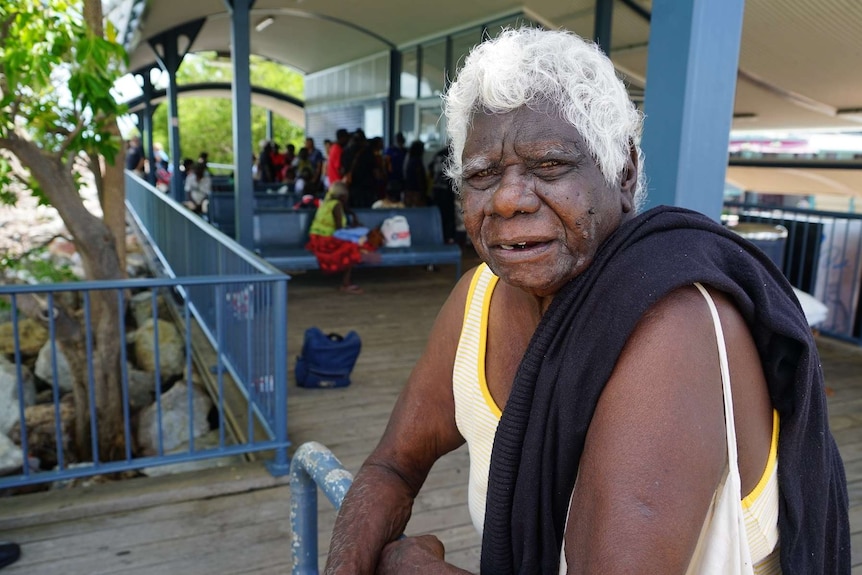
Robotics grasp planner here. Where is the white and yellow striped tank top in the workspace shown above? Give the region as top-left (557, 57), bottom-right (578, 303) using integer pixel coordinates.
top-left (452, 264), bottom-right (782, 574)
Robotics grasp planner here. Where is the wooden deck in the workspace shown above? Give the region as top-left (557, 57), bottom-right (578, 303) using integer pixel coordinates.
top-left (0, 256), bottom-right (860, 574)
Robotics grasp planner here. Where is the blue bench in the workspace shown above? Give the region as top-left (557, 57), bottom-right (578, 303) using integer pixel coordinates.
top-left (253, 206), bottom-right (462, 278)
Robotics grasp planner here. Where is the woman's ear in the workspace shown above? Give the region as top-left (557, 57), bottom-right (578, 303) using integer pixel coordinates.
top-left (620, 143), bottom-right (639, 213)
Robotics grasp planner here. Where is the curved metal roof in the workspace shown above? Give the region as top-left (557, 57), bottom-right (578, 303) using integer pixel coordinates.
top-left (112, 0), bottom-right (862, 133)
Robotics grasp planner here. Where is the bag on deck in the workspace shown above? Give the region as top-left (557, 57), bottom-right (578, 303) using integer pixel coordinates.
top-left (295, 327), bottom-right (361, 388)
top-left (381, 215), bottom-right (411, 247)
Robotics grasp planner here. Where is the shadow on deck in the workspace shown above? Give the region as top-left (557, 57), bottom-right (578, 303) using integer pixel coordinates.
top-left (0, 257), bottom-right (860, 574)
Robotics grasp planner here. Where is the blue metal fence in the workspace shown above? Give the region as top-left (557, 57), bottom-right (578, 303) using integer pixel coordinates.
top-left (0, 173), bottom-right (291, 488)
top-left (0, 274), bottom-right (289, 489)
top-left (125, 171), bottom-right (290, 453)
top-left (723, 201), bottom-right (862, 345)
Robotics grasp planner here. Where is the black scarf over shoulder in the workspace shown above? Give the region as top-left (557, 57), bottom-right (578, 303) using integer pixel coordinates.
top-left (480, 206), bottom-right (850, 574)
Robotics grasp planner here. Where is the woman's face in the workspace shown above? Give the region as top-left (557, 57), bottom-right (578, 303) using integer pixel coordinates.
top-left (460, 105), bottom-right (636, 298)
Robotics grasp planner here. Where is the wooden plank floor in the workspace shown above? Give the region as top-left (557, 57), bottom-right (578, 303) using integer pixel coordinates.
top-left (1, 255), bottom-right (860, 574)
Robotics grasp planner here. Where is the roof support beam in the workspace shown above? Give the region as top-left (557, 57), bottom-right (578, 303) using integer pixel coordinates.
top-left (148, 19), bottom-right (205, 201)
top-left (140, 72), bottom-right (156, 187)
top-left (593, 0), bottom-right (614, 55)
top-left (641, 0), bottom-right (744, 219)
top-left (224, 0), bottom-right (256, 249)
top-left (619, 0), bottom-right (651, 23)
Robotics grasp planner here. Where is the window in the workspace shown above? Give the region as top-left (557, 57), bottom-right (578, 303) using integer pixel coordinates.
top-left (401, 48), bottom-right (418, 99)
top-left (420, 39), bottom-right (447, 98)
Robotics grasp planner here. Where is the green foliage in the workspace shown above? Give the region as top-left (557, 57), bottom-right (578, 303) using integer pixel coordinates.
top-left (150, 53), bottom-right (305, 166)
top-left (0, 0), bottom-right (128, 193)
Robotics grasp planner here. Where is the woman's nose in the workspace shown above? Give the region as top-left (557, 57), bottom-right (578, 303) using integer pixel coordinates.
top-left (485, 170), bottom-right (540, 218)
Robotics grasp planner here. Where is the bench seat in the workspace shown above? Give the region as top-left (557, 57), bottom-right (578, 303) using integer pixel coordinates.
top-left (253, 207), bottom-right (462, 278)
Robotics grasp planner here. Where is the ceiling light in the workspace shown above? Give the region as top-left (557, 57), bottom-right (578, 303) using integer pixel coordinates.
top-left (255, 17), bottom-right (275, 32)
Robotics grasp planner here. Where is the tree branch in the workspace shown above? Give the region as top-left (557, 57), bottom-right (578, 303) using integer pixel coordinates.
top-left (0, 13), bottom-right (15, 45)
top-left (1, 233), bottom-right (74, 263)
top-left (57, 117), bottom-right (86, 160)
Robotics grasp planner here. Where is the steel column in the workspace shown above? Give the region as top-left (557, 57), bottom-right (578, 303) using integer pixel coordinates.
top-left (641, 0), bottom-right (745, 219)
top-left (593, 0), bottom-right (614, 55)
top-left (140, 71), bottom-right (156, 186)
top-left (225, 0), bottom-right (256, 249)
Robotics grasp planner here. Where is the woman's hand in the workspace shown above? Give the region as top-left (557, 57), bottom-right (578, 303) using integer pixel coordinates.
top-left (377, 535), bottom-right (447, 575)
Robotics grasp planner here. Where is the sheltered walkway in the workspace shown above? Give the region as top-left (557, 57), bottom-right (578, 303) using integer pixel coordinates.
top-left (0, 259), bottom-right (860, 573)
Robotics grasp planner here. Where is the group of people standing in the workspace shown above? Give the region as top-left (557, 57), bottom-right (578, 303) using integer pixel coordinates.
top-left (324, 128), bottom-right (459, 243)
top-left (255, 137), bottom-right (325, 194)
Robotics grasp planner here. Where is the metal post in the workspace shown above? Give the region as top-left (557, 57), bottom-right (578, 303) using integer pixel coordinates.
top-left (593, 0), bottom-right (614, 55)
top-left (266, 278), bottom-right (290, 476)
top-left (141, 71), bottom-right (156, 186)
top-left (641, 0), bottom-right (745, 219)
top-left (149, 20), bottom-right (204, 202)
top-left (289, 442), bottom-right (354, 575)
top-left (266, 109), bottom-right (274, 143)
top-left (388, 49), bottom-right (401, 146)
top-left (225, 0), bottom-right (256, 249)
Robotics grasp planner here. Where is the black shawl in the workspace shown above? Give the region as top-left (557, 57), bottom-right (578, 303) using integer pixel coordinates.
top-left (480, 206), bottom-right (850, 574)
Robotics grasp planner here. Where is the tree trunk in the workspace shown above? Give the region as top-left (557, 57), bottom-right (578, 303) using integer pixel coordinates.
top-left (82, 0), bottom-right (127, 275)
top-left (1, 135), bottom-right (125, 462)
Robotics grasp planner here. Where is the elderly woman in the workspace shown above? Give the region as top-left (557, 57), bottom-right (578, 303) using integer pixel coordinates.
top-left (324, 28), bottom-right (849, 575)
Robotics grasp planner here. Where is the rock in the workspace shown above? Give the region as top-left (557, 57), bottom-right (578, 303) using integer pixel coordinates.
top-left (0, 433), bottom-right (23, 475)
top-left (129, 291), bottom-right (170, 329)
top-left (127, 366), bottom-right (156, 410)
top-left (126, 232), bottom-right (142, 254)
top-left (0, 318), bottom-right (49, 357)
top-left (34, 341), bottom-right (74, 393)
top-left (130, 319), bottom-right (184, 380)
top-left (126, 252), bottom-right (149, 278)
top-left (136, 381), bottom-right (212, 455)
top-left (0, 356), bottom-right (37, 435)
top-left (140, 429), bottom-right (244, 477)
top-left (8, 394), bottom-right (76, 470)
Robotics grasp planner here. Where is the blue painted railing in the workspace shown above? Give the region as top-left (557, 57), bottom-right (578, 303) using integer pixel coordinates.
top-left (125, 171), bottom-right (291, 454)
top-left (0, 274), bottom-right (289, 489)
top-left (723, 201), bottom-right (862, 345)
top-left (290, 442), bottom-right (354, 575)
top-left (0, 173), bottom-right (292, 488)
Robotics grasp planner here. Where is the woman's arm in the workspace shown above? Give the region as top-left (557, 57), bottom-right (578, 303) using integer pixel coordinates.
top-left (324, 269), bottom-right (477, 574)
top-left (563, 285), bottom-right (765, 574)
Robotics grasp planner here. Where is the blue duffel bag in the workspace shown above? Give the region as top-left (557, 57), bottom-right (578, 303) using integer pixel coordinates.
top-left (295, 327), bottom-right (361, 388)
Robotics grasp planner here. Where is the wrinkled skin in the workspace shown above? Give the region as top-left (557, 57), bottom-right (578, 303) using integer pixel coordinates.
top-left (460, 105), bottom-right (636, 304)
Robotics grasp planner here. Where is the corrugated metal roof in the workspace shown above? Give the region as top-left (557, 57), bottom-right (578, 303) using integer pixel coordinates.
top-left (115, 0), bottom-right (862, 132)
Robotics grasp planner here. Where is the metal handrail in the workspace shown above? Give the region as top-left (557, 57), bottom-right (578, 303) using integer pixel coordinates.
top-left (289, 442), bottom-right (354, 575)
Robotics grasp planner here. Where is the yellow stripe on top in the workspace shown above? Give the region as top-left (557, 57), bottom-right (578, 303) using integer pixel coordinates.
top-left (745, 410), bottom-right (781, 572)
top-left (743, 410), bottom-right (779, 508)
top-left (453, 264), bottom-right (502, 536)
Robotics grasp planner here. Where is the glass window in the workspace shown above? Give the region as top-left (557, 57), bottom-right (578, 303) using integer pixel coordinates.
top-left (485, 13), bottom-right (535, 39)
top-left (400, 48), bottom-right (418, 99)
top-left (451, 28), bottom-right (481, 76)
top-left (364, 104), bottom-right (384, 139)
top-left (419, 103), bottom-right (445, 163)
top-left (420, 39), bottom-right (447, 98)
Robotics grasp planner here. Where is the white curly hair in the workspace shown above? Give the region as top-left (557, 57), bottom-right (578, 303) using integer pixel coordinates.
top-left (443, 27), bottom-right (646, 209)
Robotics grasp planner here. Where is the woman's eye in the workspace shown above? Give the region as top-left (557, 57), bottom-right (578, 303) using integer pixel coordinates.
top-left (538, 160), bottom-right (561, 168)
top-left (468, 168), bottom-right (494, 179)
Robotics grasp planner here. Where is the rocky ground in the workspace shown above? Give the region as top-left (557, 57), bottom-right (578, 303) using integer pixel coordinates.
top-left (0, 178), bottom-right (233, 492)
top-left (0, 174), bottom-right (101, 262)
